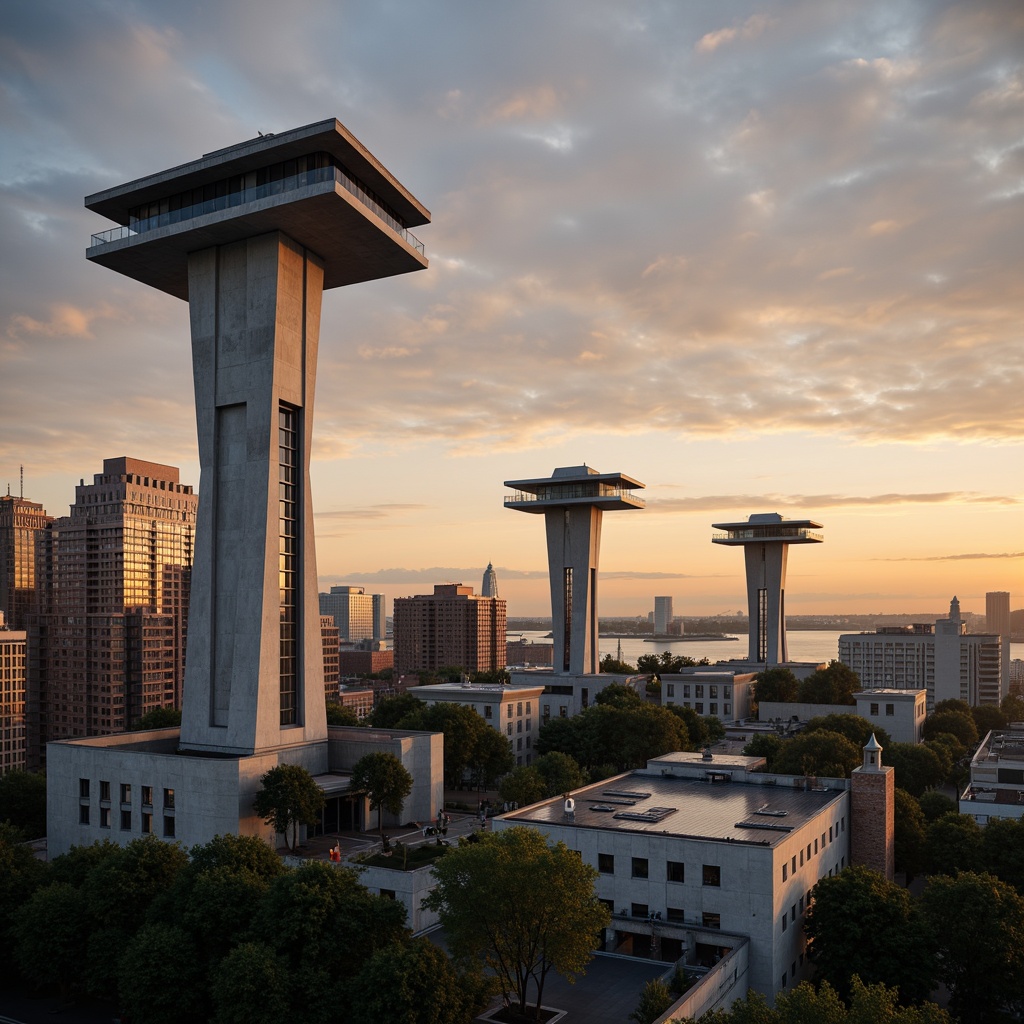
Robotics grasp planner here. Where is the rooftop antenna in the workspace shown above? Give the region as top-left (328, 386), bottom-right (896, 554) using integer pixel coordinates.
top-left (20, 465), bottom-right (23, 499)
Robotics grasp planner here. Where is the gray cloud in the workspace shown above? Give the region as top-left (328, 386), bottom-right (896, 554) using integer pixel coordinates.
top-left (2, 0), bottom-right (1022, 475)
top-left (877, 551), bottom-right (1024, 562)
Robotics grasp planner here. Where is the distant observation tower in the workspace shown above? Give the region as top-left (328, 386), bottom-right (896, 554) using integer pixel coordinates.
top-left (481, 562), bottom-right (499, 599)
top-left (712, 513), bottom-right (823, 666)
top-left (504, 466), bottom-right (644, 675)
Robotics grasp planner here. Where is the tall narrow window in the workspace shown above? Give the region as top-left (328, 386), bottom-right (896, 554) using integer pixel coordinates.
top-left (279, 404), bottom-right (299, 726)
top-left (757, 584), bottom-right (768, 662)
top-left (562, 565), bottom-right (572, 672)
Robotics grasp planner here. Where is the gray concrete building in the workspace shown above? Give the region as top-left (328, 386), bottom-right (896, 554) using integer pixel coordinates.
top-left (0, 617), bottom-right (27, 774)
top-left (49, 118), bottom-right (431, 855)
top-left (319, 584), bottom-right (384, 642)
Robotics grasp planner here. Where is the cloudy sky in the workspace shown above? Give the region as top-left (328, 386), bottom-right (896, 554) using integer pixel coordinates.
top-left (2, 0), bottom-right (1021, 618)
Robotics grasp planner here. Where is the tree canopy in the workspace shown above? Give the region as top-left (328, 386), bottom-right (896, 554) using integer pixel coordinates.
top-left (804, 864), bottom-right (936, 1003)
top-left (752, 667), bottom-right (799, 704)
top-left (425, 826), bottom-right (610, 1017)
top-left (252, 764), bottom-right (325, 851)
top-left (796, 661), bottom-right (860, 705)
top-left (325, 701), bottom-right (362, 726)
top-left (803, 713), bottom-right (890, 750)
top-left (130, 706), bottom-right (182, 730)
top-left (770, 729), bottom-right (862, 778)
top-left (921, 709), bottom-right (978, 750)
top-left (349, 751), bottom-right (413, 834)
top-left (0, 768), bottom-right (46, 839)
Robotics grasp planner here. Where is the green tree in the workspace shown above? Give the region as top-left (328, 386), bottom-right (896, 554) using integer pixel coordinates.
top-left (0, 822), bottom-right (48, 971)
top-left (534, 751), bottom-right (586, 796)
top-left (0, 768), bottom-right (47, 838)
top-left (210, 942), bottom-right (290, 1024)
top-left (771, 730), bottom-right (861, 778)
top-left (252, 862), bottom-right (407, 1021)
top-left (49, 838), bottom-right (121, 888)
top-left (187, 831), bottom-right (288, 880)
top-left (917, 790), bottom-right (957, 823)
top-left (885, 742), bottom-right (946, 797)
top-left (979, 816), bottom-right (1024, 892)
top-left (347, 936), bottom-right (491, 1024)
top-left (920, 871), bottom-right (1024, 1023)
top-left (893, 787), bottom-right (927, 882)
top-left (367, 690), bottom-right (425, 728)
top-left (804, 865), bottom-right (936, 1003)
top-left (600, 653), bottom-right (637, 674)
top-left (349, 751), bottom-right (413, 834)
top-left (797, 661), bottom-right (860, 705)
top-left (742, 733), bottom-right (783, 767)
top-left (252, 763), bottom-right (326, 851)
top-left (326, 701), bottom-right (361, 726)
top-left (425, 826), bottom-right (610, 1019)
top-left (118, 923), bottom-right (206, 1024)
top-left (499, 765), bottom-right (546, 808)
top-left (594, 682), bottom-right (645, 707)
top-left (535, 715), bottom-right (591, 769)
top-left (630, 978), bottom-right (674, 1024)
top-left (468, 723), bottom-right (516, 790)
top-left (803, 714), bottom-right (890, 750)
top-left (130, 705), bottom-right (182, 730)
top-left (921, 709), bottom-right (978, 750)
top-left (925, 812), bottom-right (982, 876)
top-left (1001, 692), bottom-right (1024, 722)
top-left (753, 667), bottom-right (799, 704)
top-left (971, 702), bottom-right (1006, 737)
top-left (13, 882), bottom-right (92, 997)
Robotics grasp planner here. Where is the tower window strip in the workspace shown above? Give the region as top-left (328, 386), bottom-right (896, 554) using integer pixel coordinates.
top-left (758, 587), bottom-right (768, 663)
top-left (563, 567), bottom-right (572, 673)
top-left (279, 404), bottom-right (299, 727)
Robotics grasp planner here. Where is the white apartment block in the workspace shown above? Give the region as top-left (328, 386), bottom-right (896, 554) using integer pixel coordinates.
top-left (662, 671), bottom-right (756, 724)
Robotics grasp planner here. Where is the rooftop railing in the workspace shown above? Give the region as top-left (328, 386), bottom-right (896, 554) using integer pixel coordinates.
top-left (505, 487), bottom-right (645, 507)
top-left (89, 165), bottom-right (425, 255)
top-left (712, 528), bottom-right (822, 542)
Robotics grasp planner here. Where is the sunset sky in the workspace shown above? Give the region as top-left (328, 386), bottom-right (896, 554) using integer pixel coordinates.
top-left (2, 1), bottom-right (1021, 619)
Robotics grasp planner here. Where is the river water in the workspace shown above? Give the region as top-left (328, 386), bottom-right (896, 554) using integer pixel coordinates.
top-left (510, 630), bottom-right (1024, 668)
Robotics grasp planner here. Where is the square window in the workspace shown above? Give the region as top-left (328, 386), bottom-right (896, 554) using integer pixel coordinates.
top-left (120, 783), bottom-right (131, 804)
top-left (526, 702), bottom-right (531, 715)
top-left (870, 703), bottom-right (879, 715)
top-left (507, 723), bottom-right (513, 736)
top-left (667, 684), bottom-right (675, 698)
top-left (517, 737), bottom-right (523, 750)
top-left (121, 810), bottom-right (132, 831)
top-left (163, 815), bottom-right (175, 838)
top-left (598, 853), bottom-right (614, 874)
top-left (666, 906), bottom-right (685, 923)
top-left (632, 857), bottom-right (649, 879)
top-left (100, 780), bottom-right (110, 801)
top-left (710, 703), bottom-right (718, 715)
top-left (631, 903), bottom-right (649, 918)
top-left (526, 719), bottom-right (532, 732)
top-left (702, 912), bottom-right (720, 929)
top-left (695, 685), bottom-right (704, 698)
top-left (484, 705), bottom-right (492, 719)
top-left (79, 804), bottom-right (90, 825)
top-left (142, 786), bottom-right (153, 807)
top-left (695, 703), bottom-right (704, 715)
top-left (517, 720), bottom-right (523, 733)
top-left (724, 703), bottom-right (731, 715)
top-left (100, 807), bottom-right (110, 828)
top-left (507, 705), bottom-right (513, 719)
top-left (886, 704), bottom-right (895, 716)
top-left (79, 778), bottom-right (90, 799)
top-left (710, 686), bottom-right (718, 698)
top-left (142, 812), bottom-right (153, 835)
top-left (724, 686), bottom-right (731, 698)
top-left (517, 702), bottom-right (523, 716)
top-left (702, 864), bottom-right (721, 887)
top-left (379, 889), bottom-right (396, 900)
top-left (667, 860), bottom-right (685, 883)
top-left (682, 685), bottom-right (691, 698)
top-left (164, 788), bottom-right (174, 808)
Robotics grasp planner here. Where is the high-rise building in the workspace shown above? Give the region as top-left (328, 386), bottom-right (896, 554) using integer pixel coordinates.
top-left (481, 562), bottom-right (499, 598)
top-left (504, 466), bottom-right (645, 675)
top-left (0, 614), bottom-right (27, 774)
top-left (393, 584), bottom-right (506, 675)
top-left (654, 596), bottom-right (674, 636)
top-left (0, 493), bottom-right (53, 630)
top-left (321, 615), bottom-right (340, 699)
top-left (372, 592), bottom-right (387, 640)
top-left (712, 513), bottom-right (824, 666)
top-left (319, 585), bottom-right (384, 641)
top-left (839, 597), bottom-right (1003, 709)
top-left (988, 591), bottom-right (1012, 694)
top-left (31, 458), bottom-right (197, 756)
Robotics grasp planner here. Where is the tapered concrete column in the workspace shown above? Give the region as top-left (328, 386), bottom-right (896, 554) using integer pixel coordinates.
top-left (180, 232), bottom-right (327, 756)
top-left (742, 542), bottom-right (789, 665)
top-left (545, 506), bottom-right (602, 675)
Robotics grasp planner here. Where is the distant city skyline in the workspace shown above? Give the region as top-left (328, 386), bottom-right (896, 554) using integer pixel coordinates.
top-left (2, 1), bottom-right (1021, 621)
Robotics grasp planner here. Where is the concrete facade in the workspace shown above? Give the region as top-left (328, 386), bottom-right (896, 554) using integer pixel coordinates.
top-left (961, 727), bottom-right (1024, 824)
top-left (319, 585), bottom-right (383, 642)
top-left (662, 671), bottom-right (756, 724)
top-left (756, 689), bottom-right (926, 745)
top-left (494, 750), bottom-right (852, 1003)
top-left (0, 624), bottom-right (27, 774)
top-left (711, 514), bottom-right (823, 667)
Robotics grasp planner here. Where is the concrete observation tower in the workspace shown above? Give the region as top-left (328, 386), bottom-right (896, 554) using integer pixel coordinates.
top-left (504, 466), bottom-right (644, 675)
top-left (712, 513), bottom-right (823, 666)
top-left (85, 119), bottom-right (430, 759)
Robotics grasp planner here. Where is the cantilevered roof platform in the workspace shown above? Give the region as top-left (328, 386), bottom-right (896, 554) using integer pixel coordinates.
top-left (85, 118), bottom-right (429, 300)
top-left (712, 512), bottom-right (822, 545)
top-left (504, 465), bottom-right (645, 513)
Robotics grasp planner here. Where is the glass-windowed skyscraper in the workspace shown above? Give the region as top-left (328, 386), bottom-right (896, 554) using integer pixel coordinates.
top-left (0, 493), bottom-right (53, 631)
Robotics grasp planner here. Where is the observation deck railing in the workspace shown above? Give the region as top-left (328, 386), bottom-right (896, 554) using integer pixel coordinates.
top-left (712, 528), bottom-right (822, 542)
top-left (89, 165), bottom-right (425, 255)
top-left (505, 487), bottom-right (645, 507)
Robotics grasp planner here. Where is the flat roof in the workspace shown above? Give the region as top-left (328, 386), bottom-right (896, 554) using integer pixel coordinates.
top-left (503, 770), bottom-right (845, 847)
top-left (417, 682), bottom-right (547, 697)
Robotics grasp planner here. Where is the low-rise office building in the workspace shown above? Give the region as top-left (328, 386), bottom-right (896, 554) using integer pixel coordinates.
top-left (662, 671), bottom-right (756, 724)
top-left (961, 727), bottom-right (1024, 824)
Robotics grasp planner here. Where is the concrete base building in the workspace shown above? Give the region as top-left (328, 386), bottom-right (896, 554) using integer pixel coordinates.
top-left (319, 585), bottom-right (385, 642)
top-left (494, 746), bottom-right (881, 1006)
top-left (960, 727), bottom-right (1024, 824)
top-left (662, 671), bottom-right (756, 724)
